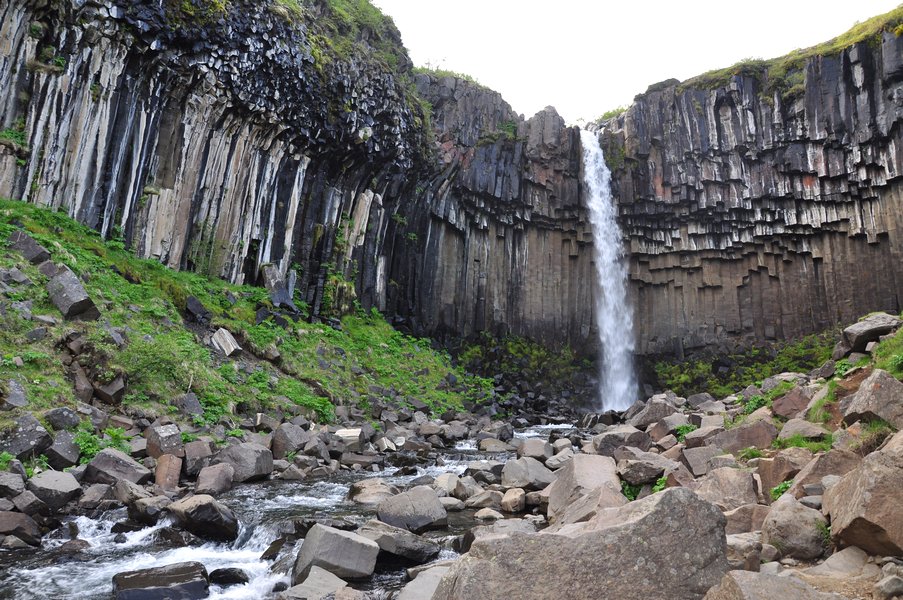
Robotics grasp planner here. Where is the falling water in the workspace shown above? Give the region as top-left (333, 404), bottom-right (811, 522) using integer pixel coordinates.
top-left (580, 129), bottom-right (637, 412)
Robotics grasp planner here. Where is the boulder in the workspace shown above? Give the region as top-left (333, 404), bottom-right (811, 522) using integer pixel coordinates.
top-left (464, 490), bottom-right (502, 509)
top-left (692, 467), bottom-right (758, 512)
top-left (546, 454), bottom-right (619, 522)
top-left (8, 230), bottom-right (50, 264)
top-left (396, 565), bottom-right (450, 600)
top-left (724, 504), bottom-right (770, 535)
top-left (681, 445), bottom-right (724, 477)
top-left (0, 414), bottom-right (53, 460)
top-left (349, 478), bottom-right (399, 505)
top-left (146, 424), bottom-right (184, 459)
top-left (0, 510), bottom-right (41, 545)
top-left (592, 425), bottom-right (651, 456)
top-left (706, 420), bottom-right (777, 454)
top-left (617, 450), bottom-right (680, 485)
top-left (703, 570), bottom-right (848, 599)
top-left (626, 398), bottom-right (678, 429)
top-left (272, 423), bottom-right (310, 460)
top-left (500, 488), bottom-right (526, 512)
top-left (213, 442), bottom-right (273, 482)
top-left (211, 328), bottom-right (242, 356)
top-left (376, 486), bottom-right (447, 533)
top-left (195, 463), bottom-right (234, 496)
top-left (460, 518), bottom-right (538, 553)
top-left (841, 369), bottom-right (903, 429)
top-left (43, 407), bottom-right (81, 431)
top-left (777, 419), bottom-right (828, 441)
top-left (84, 448), bottom-right (152, 485)
top-left (544, 448), bottom-right (574, 469)
top-left (292, 523), bottom-right (379, 583)
top-left (44, 430), bottom-right (80, 470)
top-left (167, 494), bottom-right (239, 542)
top-left (755, 447), bottom-right (813, 499)
top-left (500, 457), bottom-right (556, 491)
top-left (129, 495), bottom-right (172, 525)
top-left (762, 495), bottom-right (828, 560)
top-left (112, 561), bottom-right (208, 600)
top-left (803, 546), bottom-right (881, 580)
top-left (26, 470), bottom-right (82, 511)
top-left (726, 532), bottom-right (762, 571)
top-left (786, 450), bottom-right (860, 498)
top-left (823, 447), bottom-right (903, 555)
top-left (155, 454), bottom-right (182, 490)
top-left (357, 519), bottom-right (441, 564)
top-left (0, 472), bottom-right (25, 498)
top-left (479, 438), bottom-right (513, 452)
top-left (771, 387), bottom-right (811, 419)
top-left (183, 440), bottom-right (214, 477)
top-left (47, 269), bottom-right (99, 320)
top-left (432, 488), bottom-right (728, 600)
top-left (843, 313), bottom-right (901, 351)
top-left (517, 438), bottom-right (553, 461)
top-left (280, 566), bottom-right (347, 600)
top-left (209, 568), bottom-right (249, 586)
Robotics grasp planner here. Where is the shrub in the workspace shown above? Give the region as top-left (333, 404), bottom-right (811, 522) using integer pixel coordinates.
top-left (770, 480), bottom-right (792, 501)
top-left (0, 451), bottom-right (13, 471)
top-left (652, 476), bottom-right (668, 493)
top-left (674, 424), bottom-right (698, 442)
top-left (621, 481), bottom-right (641, 501)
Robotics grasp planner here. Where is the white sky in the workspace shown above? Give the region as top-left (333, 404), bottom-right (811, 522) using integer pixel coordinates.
top-left (373, 0), bottom-right (901, 123)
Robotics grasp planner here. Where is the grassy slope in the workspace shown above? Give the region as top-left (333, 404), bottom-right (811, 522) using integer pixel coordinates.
top-left (0, 199), bottom-right (492, 432)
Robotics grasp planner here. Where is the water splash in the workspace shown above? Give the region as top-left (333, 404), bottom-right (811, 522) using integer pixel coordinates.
top-left (580, 129), bottom-right (637, 412)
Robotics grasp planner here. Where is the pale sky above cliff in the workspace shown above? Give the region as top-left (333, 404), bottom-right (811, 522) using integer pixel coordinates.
top-left (373, 0), bottom-right (902, 123)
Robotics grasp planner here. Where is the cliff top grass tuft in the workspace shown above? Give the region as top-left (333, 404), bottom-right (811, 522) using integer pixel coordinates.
top-left (0, 199), bottom-right (492, 431)
top-left (680, 5), bottom-right (903, 94)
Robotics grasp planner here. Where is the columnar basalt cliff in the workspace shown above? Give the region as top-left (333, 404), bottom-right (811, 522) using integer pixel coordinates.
top-left (2, 0), bottom-right (903, 359)
top-left (604, 32), bottom-right (903, 355)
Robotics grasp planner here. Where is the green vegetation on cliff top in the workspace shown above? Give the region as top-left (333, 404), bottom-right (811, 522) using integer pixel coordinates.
top-left (0, 199), bottom-right (492, 432)
top-left (680, 6), bottom-right (903, 94)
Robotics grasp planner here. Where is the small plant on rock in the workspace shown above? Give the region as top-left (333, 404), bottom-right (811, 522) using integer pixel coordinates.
top-left (674, 424), bottom-right (698, 442)
top-left (738, 447), bottom-right (763, 461)
top-left (816, 520), bottom-right (832, 549)
top-left (652, 476), bottom-right (668, 493)
top-left (621, 481), bottom-right (641, 501)
top-left (0, 451), bottom-right (14, 471)
top-left (770, 480), bottom-right (792, 501)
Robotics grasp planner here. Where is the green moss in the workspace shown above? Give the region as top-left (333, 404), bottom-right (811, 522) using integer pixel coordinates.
top-left (772, 433), bottom-right (833, 453)
top-left (874, 326), bottom-right (903, 379)
top-left (807, 379), bottom-right (838, 423)
top-left (594, 106), bottom-right (628, 123)
top-left (770, 480), bottom-right (792, 501)
top-left (681, 7), bottom-right (903, 94)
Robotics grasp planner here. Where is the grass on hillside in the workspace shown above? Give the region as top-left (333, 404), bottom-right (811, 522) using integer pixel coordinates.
top-left (0, 199), bottom-right (492, 432)
top-left (680, 6), bottom-right (903, 97)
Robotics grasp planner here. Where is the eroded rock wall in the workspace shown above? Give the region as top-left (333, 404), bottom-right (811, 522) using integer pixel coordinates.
top-left (605, 35), bottom-right (903, 355)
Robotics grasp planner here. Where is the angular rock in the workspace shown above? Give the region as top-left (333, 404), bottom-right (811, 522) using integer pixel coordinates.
top-left (0, 414), bottom-right (53, 460)
top-left (841, 369), bottom-right (903, 429)
top-left (292, 523), bottom-right (379, 583)
top-left (376, 486), bottom-right (447, 533)
top-left (112, 561), bottom-right (208, 600)
top-left (209, 568), bottom-right (249, 586)
top-left (682, 445), bottom-right (723, 477)
top-left (517, 438), bottom-right (553, 461)
top-left (26, 470), bottom-right (81, 511)
top-left (349, 478), bottom-right (400, 505)
top-left (762, 495), bottom-right (828, 560)
top-left (544, 448), bottom-right (574, 469)
top-left (500, 488), bottom-right (526, 512)
top-left (182, 440), bottom-right (213, 477)
top-left (47, 269), bottom-right (99, 320)
top-left (44, 430), bottom-right (80, 470)
top-left (84, 448), bottom-right (152, 485)
top-left (174, 392), bottom-right (204, 417)
top-left (777, 419), bottom-right (829, 441)
top-left (396, 565), bottom-right (450, 600)
top-left (2, 379), bottom-right (27, 410)
top-left (155, 454), bottom-right (182, 490)
top-left (211, 328), bottom-right (242, 356)
top-left (626, 399), bottom-right (678, 429)
top-left (460, 518), bottom-right (538, 553)
top-left (281, 566), bottom-right (347, 600)
top-left (500, 456), bottom-right (556, 491)
top-left (213, 442), bottom-right (273, 483)
top-left (755, 447), bottom-right (813, 500)
top-left (771, 387), bottom-right (811, 419)
top-left (843, 313), bottom-right (901, 351)
top-left (94, 375), bottom-right (125, 404)
top-left (272, 423), bottom-right (310, 460)
top-left (357, 519), bottom-right (441, 564)
top-left (546, 454), bottom-right (619, 522)
top-left (703, 570), bottom-right (848, 599)
top-left (786, 450), bottom-right (861, 498)
top-left (706, 420), bottom-right (778, 454)
top-left (195, 463), bottom-right (234, 496)
top-left (43, 407), bottom-right (81, 431)
top-left (592, 425), bottom-right (651, 456)
top-left (8, 230), bottom-right (50, 264)
top-left (692, 467), bottom-right (758, 512)
top-left (167, 494), bottom-right (239, 542)
top-left (0, 510), bottom-right (41, 545)
top-left (146, 424), bottom-right (184, 459)
top-left (823, 447), bottom-right (903, 555)
top-left (432, 488), bottom-right (728, 600)
top-left (726, 532), bottom-right (762, 571)
top-left (617, 451), bottom-right (680, 485)
top-left (724, 504), bottom-right (770, 535)
top-left (130, 495), bottom-right (172, 525)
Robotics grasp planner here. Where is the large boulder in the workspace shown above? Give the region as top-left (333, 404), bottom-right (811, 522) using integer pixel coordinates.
top-left (349, 478), bottom-right (399, 505)
top-left (396, 565), bottom-right (450, 600)
top-left (823, 447), bottom-right (903, 555)
top-left (357, 519), bottom-right (441, 564)
top-left (841, 369), bottom-right (903, 429)
top-left (213, 442), bottom-right (273, 482)
top-left (195, 463), bottom-right (234, 496)
top-left (617, 450), bottom-right (680, 485)
top-left (0, 472), bottom-right (25, 498)
top-left (691, 467), bottom-right (758, 512)
top-left (0, 510), bottom-right (41, 545)
top-left (460, 518), bottom-right (537, 553)
top-left (500, 457), bottom-right (556, 491)
top-left (167, 494), bottom-right (239, 542)
top-left (84, 448), bottom-right (152, 485)
top-left (47, 268), bottom-right (99, 320)
top-left (432, 488), bottom-right (728, 600)
top-left (706, 420), bottom-right (777, 454)
top-left (376, 486), bottom-right (447, 533)
top-left (26, 470), bottom-right (82, 511)
top-left (592, 425), bottom-right (651, 456)
top-left (146, 424), bottom-right (184, 458)
top-left (272, 423), bottom-right (310, 460)
top-left (112, 561), bottom-right (209, 600)
top-left (8, 230), bottom-right (50, 264)
top-left (517, 438), bottom-right (553, 461)
top-left (703, 570), bottom-right (848, 599)
top-left (291, 523), bottom-right (379, 583)
top-left (762, 495), bottom-right (828, 560)
top-left (786, 449), bottom-right (860, 498)
top-left (626, 398), bottom-right (678, 429)
top-left (842, 312), bottom-right (901, 351)
top-left (44, 430), bottom-right (80, 470)
top-left (280, 566), bottom-right (347, 600)
top-left (0, 414), bottom-right (53, 460)
top-left (545, 454), bottom-right (619, 522)
top-left (755, 447), bottom-right (812, 499)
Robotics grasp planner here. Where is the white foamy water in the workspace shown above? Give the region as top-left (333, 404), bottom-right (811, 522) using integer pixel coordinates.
top-left (513, 423), bottom-right (575, 439)
top-left (580, 128), bottom-right (638, 412)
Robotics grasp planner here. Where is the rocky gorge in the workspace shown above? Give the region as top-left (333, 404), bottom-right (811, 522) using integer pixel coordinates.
top-left (1, 0), bottom-right (903, 598)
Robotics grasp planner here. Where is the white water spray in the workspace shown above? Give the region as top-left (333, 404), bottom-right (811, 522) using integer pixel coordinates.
top-left (580, 129), bottom-right (637, 412)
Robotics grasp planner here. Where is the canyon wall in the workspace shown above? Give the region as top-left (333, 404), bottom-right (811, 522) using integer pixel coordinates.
top-left (2, 0), bottom-right (903, 358)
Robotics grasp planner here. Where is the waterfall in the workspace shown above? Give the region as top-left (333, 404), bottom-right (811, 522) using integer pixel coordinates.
top-left (580, 129), bottom-right (637, 412)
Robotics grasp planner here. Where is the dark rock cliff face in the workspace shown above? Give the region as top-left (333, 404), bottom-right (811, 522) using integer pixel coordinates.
top-left (3, 0), bottom-right (903, 359)
top-left (605, 34), bottom-right (903, 355)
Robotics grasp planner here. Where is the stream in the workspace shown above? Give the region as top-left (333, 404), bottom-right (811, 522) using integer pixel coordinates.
top-left (0, 425), bottom-right (567, 599)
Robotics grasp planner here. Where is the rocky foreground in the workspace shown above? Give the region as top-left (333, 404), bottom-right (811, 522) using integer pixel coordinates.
top-left (0, 310), bottom-right (901, 599)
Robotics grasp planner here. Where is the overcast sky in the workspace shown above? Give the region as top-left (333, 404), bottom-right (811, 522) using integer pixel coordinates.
top-left (373, 0), bottom-right (901, 123)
